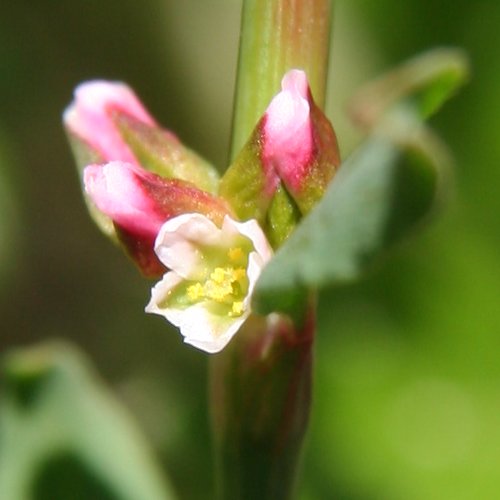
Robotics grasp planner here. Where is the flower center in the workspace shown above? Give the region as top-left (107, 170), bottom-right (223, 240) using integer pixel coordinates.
top-left (185, 246), bottom-right (249, 317)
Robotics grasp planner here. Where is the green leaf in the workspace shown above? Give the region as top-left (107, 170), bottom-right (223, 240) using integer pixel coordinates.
top-left (0, 341), bottom-right (177, 500)
top-left (252, 119), bottom-right (446, 316)
top-left (348, 48), bottom-right (469, 130)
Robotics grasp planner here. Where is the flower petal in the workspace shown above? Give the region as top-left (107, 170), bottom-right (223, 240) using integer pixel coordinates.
top-left (172, 303), bottom-right (249, 354)
top-left (153, 213), bottom-right (220, 279)
top-left (146, 214), bottom-right (273, 353)
top-left (223, 217), bottom-right (274, 265)
top-left (146, 271), bottom-right (184, 313)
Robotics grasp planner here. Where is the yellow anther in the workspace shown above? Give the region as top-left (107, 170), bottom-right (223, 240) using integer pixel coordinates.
top-left (185, 257), bottom-right (248, 308)
top-left (228, 247), bottom-right (244, 262)
top-left (232, 267), bottom-right (246, 281)
top-left (187, 282), bottom-right (204, 300)
top-left (210, 267), bottom-right (226, 284)
top-left (232, 301), bottom-right (244, 315)
top-left (204, 279), bottom-right (232, 302)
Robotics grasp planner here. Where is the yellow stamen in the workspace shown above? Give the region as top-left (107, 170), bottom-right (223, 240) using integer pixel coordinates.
top-left (185, 256), bottom-right (249, 314)
top-left (232, 268), bottom-right (246, 281)
top-left (205, 280), bottom-right (233, 301)
top-left (210, 267), bottom-right (226, 284)
top-left (228, 247), bottom-right (244, 262)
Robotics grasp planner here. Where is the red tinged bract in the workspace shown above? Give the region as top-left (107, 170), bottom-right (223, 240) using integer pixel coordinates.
top-left (84, 162), bottom-right (230, 277)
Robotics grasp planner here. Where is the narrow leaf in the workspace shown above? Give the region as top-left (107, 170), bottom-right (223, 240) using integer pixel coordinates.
top-left (253, 121), bottom-right (445, 316)
top-left (348, 48), bottom-right (469, 130)
top-left (0, 341), bottom-right (177, 500)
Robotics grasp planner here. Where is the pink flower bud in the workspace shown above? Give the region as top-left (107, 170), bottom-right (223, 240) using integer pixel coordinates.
top-left (262, 70), bottom-right (340, 213)
top-left (84, 162), bottom-right (230, 277)
top-left (263, 70), bottom-right (313, 194)
top-left (63, 81), bottom-right (155, 164)
top-left (84, 162), bottom-right (164, 238)
top-left (220, 70), bottom-right (340, 245)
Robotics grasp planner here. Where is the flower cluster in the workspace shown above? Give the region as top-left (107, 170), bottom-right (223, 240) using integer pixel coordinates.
top-left (64, 70), bottom-right (339, 352)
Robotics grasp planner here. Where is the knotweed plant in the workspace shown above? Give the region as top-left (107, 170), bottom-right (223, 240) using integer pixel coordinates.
top-left (62, 1), bottom-right (467, 498)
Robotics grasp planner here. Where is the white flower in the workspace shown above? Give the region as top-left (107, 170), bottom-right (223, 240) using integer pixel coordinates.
top-left (145, 213), bottom-right (273, 353)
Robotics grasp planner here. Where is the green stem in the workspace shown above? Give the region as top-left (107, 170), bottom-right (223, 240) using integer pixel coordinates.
top-left (210, 309), bottom-right (315, 500)
top-left (211, 1), bottom-right (333, 498)
top-left (230, 0), bottom-right (333, 159)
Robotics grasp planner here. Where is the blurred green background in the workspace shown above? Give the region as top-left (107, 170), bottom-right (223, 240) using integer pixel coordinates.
top-left (0, 1), bottom-right (499, 499)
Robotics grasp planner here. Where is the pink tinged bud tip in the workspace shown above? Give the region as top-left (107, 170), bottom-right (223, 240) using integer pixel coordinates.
top-left (83, 161), bottom-right (231, 277)
top-left (84, 162), bottom-right (167, 239)
top-left (63, 81), bottom-right (155, 164)
top-left (262, 70), bottom-right (314, 193)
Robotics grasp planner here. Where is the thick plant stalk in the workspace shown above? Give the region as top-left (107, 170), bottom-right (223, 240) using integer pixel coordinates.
top-left (210, 308), bottom-right (315, 499)
top-left (211, 2), bottom-right (332, 497)
top-left (230, 0), bottom-right (333, 158)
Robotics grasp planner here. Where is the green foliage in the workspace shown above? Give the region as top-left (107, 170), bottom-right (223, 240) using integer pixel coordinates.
top-left (0, 342), bottom-right (176, 500)
top-left (253, 49), bottom-right (468, 317)
top-left (348, 48), bottom-right (469, 129)
top-left (253, 125), bottom-right (442, 315)
top-left (1, 1), bottom-right (493, 498)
